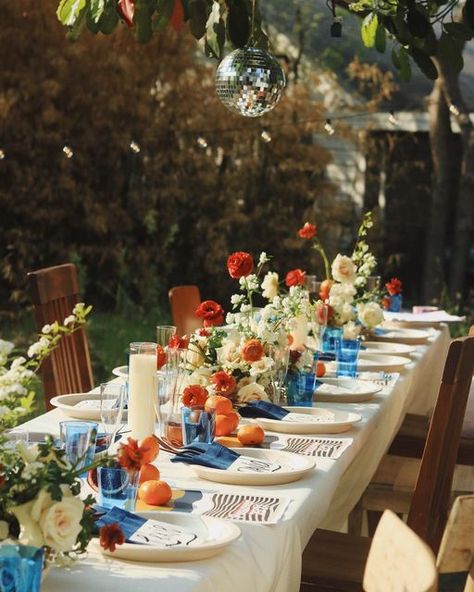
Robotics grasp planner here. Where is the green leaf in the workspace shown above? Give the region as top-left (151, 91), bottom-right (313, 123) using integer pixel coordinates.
top-left (437, 32), bottom-right (464, 73)
top-left (391, 47), bottom-right (401, 69)
top-left (205, 3), bottom-right (225, 60)
top-left (135, 0), bottom-right (153, 43)
top-left (361, 12), bottom-right (378, 48)
top-left (98, 3), bottom-right (119, 33)
top-left (153, 0), bottom-right (175, 30)
top-left (375, 23), bottom-right (386, 53)
top-left (188, 0), bottom-right (209, 39)
top-left (90, 0), bottom-right (106, 23)
top-left (406, 9), bottom-right (430, 39)
top-left (66, 5), bottom-right (87, 39)
top-left (227, 0), bottom-right (250, 47)
top-left (463, 0), bottom-right (474, 31)
top-left (411, 48), bottom-right (438, 80)
top-left (399, 47), bottom-right (411, 81)
top-left (57, 0), bottom-right (86, 26)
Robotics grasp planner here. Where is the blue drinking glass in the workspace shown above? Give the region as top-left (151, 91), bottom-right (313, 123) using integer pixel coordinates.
top-left (97, 467), bottom-right (139, 511)
top-left (285, 371), bottom-right (316, 407)
top-left (0, 545), bottom-right (44, 592)
top-left (336, 338), bottom-right (361, 378)
top-left (388, 294), bottom-right (403, 312)
top-left (181, 406), bottom-right (216, 445)
top-left (59, 421), bottom-right (98, 473)
top-left (321, 326), bottom-right (343, 354)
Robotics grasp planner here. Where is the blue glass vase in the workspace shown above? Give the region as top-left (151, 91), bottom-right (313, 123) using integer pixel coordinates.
top-left (321, 326), bottom-right (343, 354)
top-left (388, 294), bottom-right (403, 312)
top-left (0, 545), bottom-right (44, 592)
top-left (285, 371), bottom-right (316, 407)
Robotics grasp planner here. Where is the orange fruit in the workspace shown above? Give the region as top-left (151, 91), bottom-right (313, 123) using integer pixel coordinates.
top-left (237, 424), bottom-right (265, 446)
top-left (138, 480), bottom-right (172, 506)
top-left (215, 411), bottom-right (240, 436)
top-left (204, 395), bottom-right (233, 415)
top-left (139, 435), bottom-right (160, 463)
top-left (316, 361), bottom-right (326, 377)
top-left (139, 463), bottom-right (160, 484)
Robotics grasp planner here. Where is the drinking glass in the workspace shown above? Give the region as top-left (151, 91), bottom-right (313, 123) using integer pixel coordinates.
top-left (59, 421), bottom-right (98, 472)
top-left (312, 302), bottom-right (329, 351)
top-left (268, 344), bottom-right (289, 404)
top-left (5, 430), bottom-right (29, 448)
top-left (100, 382), bottom-right (126, 452)
top-left (286, 371), bottom-right (316, 407)
top-left (0, 545), bottom-right (44, 592)
top-left (97, 466), bottom-right (139, 511)
top-left (154, 369), bottom-right (184, 444)
top-left (336, 338), bottom-right (361, 378)
top-left (181, 406), bottom-right (215, 445)
top-left (367, 276), bottom-right (381, 292)
top-left (322, 326), bottom-right (343, 354)
top-left (156, 325), bottom-right (177, 347)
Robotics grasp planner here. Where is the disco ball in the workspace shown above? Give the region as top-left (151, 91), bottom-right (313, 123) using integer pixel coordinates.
top-left (215, 46), bottom-right (286, 118)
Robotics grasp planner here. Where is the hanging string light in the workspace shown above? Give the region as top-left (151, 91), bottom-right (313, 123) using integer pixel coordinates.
top-left (260, 129), bottom-right (272, 143)
top-left (0, 150), bottom-right (5, 160)
top-left (129, 140), bottom-right (141, 153)
top-left (197, 136), bottom-right (208, 149)
top-left (388, 111), bottom-right (399, 126)
top-left (324, 119), bottom-right (335, 135)
top-left (62, 145), bottom-right (74, 158)
top-left (449, 104), bottom-right (460, 116)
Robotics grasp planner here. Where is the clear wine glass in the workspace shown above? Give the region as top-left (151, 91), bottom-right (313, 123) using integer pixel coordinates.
top-left (268, 344), bottom-right (290, 405)
top-left (100, 382), bottom-right (126, 452)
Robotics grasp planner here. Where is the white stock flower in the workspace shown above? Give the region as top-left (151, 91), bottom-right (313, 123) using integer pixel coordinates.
top-left (261, 272), bottom-right (279, 300)
top-left (343, 322), bottom-right (361, 340)
top-left (230, 294), bottom-right (245, 306)
top-left (0, 340), bottom-right (14, 356)
top-left (10, 356), bottom-right (26, 369)
top-left (73, 302), bottom-right (85, 314)
top-left (328, 283), bottom-right (356, 307)
top-left (331, 254), bottom-right (357, 284)
top-left (27, 342), bottom-right (43, 358)
top-left (357, 302), bottom-right (384, 328)
top-left (337, 303), bottom-right (355, 324)
top-left (63, 315), bottom-right (76, 326)
top-left (236, 382), bottom-right (269, 403)
top-left (249, 356), bottom-right (273, 376)
top-left (258, 252), bottom-right (270, 265)
top-left (41, 324), bottom-right (52, 334)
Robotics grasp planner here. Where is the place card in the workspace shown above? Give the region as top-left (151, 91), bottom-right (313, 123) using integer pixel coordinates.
top-left (273, 436), bottom-right (353, 459)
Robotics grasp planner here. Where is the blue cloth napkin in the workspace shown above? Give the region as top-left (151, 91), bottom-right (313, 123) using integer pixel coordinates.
top-left (238, 400), bottom-right (289, 420)
top-left (96, 506), bottom-right (147, 540)
top-left (374, 327), bottom-right (389, 335)
top-left (318, 352), bottom-right (336, 362)
top-left (170, 442), bottom-right (240, 470)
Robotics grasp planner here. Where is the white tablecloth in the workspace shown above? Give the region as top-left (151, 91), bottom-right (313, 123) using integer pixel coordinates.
top-left (21, 326), bottom-right (450, 592)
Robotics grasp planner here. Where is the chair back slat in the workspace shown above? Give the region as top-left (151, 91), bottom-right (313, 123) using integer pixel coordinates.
top-left (363, 510), bottom-right (438, 592)
top-left (168, 285), bottom-right (203, 336)
top-left (408, 337), bottom-right (474, 553)
top-left (27, 264), bottom-right (93, 409)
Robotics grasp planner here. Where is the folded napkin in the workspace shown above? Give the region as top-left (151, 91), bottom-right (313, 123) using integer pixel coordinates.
top-left (238, 400), bottom-right (289, 420)
top-left (318, 352), bottom-right (336, 362)
top-left (374, 327), bottom-right (389, 335)
top-left (170, 442), bottom-right (240, 470)
top-left (95, 506), bottom-right (198, 546)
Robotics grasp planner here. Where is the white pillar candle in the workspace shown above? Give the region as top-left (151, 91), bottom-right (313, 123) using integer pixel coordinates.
top-left (128, 348), bottom-right (156, 440)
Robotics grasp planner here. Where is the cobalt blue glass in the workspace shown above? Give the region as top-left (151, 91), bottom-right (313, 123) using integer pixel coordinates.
top-left (97, 467), bottom-right (139, 511)
top-left (336, 338), bottom-right (361, 378)
top-left (181, 406), bottom-right (215, 445)
top-left (321, 326), bottom-right (343, 354)
top-left (388, 294), bottom-right (403, 312)
top-left (285, 371), bottom-right (316, 407)
top-left (59, 421), bottom-right (98, 474)
top-left (0, 545), bottom-right (44, 592)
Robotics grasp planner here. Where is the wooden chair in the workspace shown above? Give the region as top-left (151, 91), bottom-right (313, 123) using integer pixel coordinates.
top-left (363, 510), bottom-right (437, 592)
top-left (168, 285), bottom-right (202, 336)
top-left (436, 495), bottom-right (474, 592)
top-left (27, 263), bottom-right (94, 409)
top-left (300, 336), bottom-right (474, 591)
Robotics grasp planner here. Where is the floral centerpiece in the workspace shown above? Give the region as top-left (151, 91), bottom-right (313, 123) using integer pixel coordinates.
top-left (297, 212), bottom-right (384, 339)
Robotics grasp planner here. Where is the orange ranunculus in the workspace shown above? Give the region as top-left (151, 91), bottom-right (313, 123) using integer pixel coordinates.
top-left (227, 251), bottom-right (254, 279)
top-left (319, 279), bottom-right (334, 301)
top-left (241, 339), bottom-right (265, 363)
top-left (211, 371), bottom-right (237, 397)
top-left (157, 345), bottom-right (167, 370)
top-left (182, 385), bottom-right (209, 407)
top-left (195, 300), bottom-right (224, 327)
top-left (285, 268), bottom-right (306, 287)
top-left (100, 523), bottom-right (125, 552)
top-left (386, 278), bottom-right (402, 296)
top-left (382, 296), bottom-right (391, 310)
top-left (168, 335), bottom-right (189, 350)
top-left (298, 222), bottom-right (317, 240)
top-left (117, 437), bottom-right (146, 472)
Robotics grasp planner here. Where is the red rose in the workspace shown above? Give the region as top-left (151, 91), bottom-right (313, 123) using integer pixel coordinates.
top-left (285, 269), bottom-right (306, 287)
top-left (182, 385), bottom-right (209, 407)
top-left (298, 222), bottom-right (317, 240)
top-left (227, 251), bottom-right (254, 279)
top-left (195, 300), bottom-right (224, 327)
top-left (386, 278), bottom-right (402, 296)
top-left (168, 335), bottom-right (189, 350)
top-left (241, 339), bottom-right (265, 363)
top-left (157, 345), bottom-right (167, 370)
top-left (211, 371), bottom-right (237, 397)
top-left (100, 523), bottom-right (125, 553)
top-left (289, 350), bottom-right (302, 365)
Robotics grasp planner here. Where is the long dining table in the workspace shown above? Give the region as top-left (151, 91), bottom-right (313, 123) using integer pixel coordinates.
top-left (21, 326), bottom-right (451, 592)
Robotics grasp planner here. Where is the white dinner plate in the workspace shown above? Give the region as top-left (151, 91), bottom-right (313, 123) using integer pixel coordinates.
top-left (112, 365), bottom-right (128, 378)
top-left (371, 327), bottom-right (431, 345)
top-left (97, 512), bottom-right (241, 562)
top-left (358, 353), bottom-right (411, 373)
top-left (191, 448), bottom-right (315, 486)
top-left (255, 406), bottom-right (362, 435)
top-left (50, 393), bottom-right (127, 421)
top-left (314, 377), bottom-right (382, 403)
top-left (361, 341), bottom-right (416, 357)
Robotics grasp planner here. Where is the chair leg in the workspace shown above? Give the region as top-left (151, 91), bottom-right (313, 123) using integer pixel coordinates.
top-left (348, 501), bottom-right (364, 536)
top-left (367, 511), bottom-right (382, 537)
